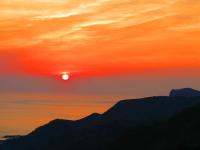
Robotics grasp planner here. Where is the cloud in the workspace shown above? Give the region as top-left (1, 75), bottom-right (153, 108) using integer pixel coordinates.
top-left (0, 0), bottom-right (200, 77)
top-left (31, 0), bottom-right (109, 20)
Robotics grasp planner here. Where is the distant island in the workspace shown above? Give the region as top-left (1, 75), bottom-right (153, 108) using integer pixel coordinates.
top-left (1, 88), bottom-right (200, 150)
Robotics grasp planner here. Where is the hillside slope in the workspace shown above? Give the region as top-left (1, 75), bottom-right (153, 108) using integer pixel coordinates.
top-left (110, 104), bottom-right (200, 150)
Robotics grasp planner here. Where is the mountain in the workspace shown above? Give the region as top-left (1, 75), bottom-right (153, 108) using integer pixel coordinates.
top-left (103, 96), bottom-right (200, 123)
top-left (170, 88), bottom-right (200, 97)
top-left (1, 88), bottom-right (200, 150)
top-left (110, 103), bottom-right (200, 150)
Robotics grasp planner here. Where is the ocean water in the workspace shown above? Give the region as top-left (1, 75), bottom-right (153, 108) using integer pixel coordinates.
top-left (0, 94), bottom-right (116, 140)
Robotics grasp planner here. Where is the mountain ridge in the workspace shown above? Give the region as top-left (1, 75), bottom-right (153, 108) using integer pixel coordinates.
top-left (170, 88), bottom-right (200, 97)
top-left (1, 88), bottom-right (200, 150)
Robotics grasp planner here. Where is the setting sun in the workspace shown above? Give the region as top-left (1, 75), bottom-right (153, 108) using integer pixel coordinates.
top-left (62, 73), bottom-right (69, 81)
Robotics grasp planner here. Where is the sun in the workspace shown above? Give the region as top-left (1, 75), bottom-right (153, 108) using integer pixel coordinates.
top-left (62, 73), bottom-right (69, 80)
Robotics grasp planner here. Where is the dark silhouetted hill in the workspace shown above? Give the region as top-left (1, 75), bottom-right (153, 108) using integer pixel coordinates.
top-left (103, 96), bottom-right (200, 123)
top-left (110, 103), bottom-right (200, 150)
top-left (170, 88), bottom-right (200, 97)
top-left (1, 88), bottom-right (200, 150)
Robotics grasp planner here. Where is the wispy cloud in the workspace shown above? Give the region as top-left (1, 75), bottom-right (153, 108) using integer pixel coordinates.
top-left (0, 0), bottom-right (200, 76)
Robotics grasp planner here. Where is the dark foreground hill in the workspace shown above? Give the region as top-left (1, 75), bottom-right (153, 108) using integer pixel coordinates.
top-left (110, 103), bottom-right (200, 150)
top-left (1, 88), bottom-right (200, 150)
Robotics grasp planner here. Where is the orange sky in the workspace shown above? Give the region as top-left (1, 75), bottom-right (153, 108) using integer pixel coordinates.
top-left (0, 0), bottom-right (200, 77)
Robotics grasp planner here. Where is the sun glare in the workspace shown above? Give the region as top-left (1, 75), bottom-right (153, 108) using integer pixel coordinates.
top-left (62, 73), bottom-right (69, 80)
